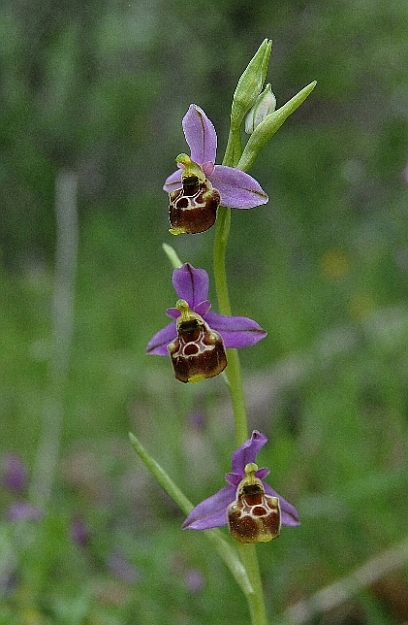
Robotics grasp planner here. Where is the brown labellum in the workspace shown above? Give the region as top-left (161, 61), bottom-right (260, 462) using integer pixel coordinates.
top-left (168, 315), bottom-right (227, 383)
top-left (227, 481), bottom-right (281, 544)
top-left (169, 176), bottom-right (221, 234)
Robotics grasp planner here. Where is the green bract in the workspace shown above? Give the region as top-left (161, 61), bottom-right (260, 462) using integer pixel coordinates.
top-left (238, 80), bottom-right (317, 172)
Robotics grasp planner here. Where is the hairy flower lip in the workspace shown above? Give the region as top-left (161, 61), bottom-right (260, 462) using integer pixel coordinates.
top-left (164, 104), bottom-right (269, 210)
top-left (182, 430), bottom-right (300, 532)
top-left (146, 263), bottom-right (267, 357)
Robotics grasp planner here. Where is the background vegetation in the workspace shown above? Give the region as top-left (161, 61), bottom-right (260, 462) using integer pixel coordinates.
top-left (1, 0), bottom-right (408, 623)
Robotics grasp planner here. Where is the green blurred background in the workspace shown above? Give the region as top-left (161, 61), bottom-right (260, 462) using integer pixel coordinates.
top-left (1, 0), bottom-right (408, 623)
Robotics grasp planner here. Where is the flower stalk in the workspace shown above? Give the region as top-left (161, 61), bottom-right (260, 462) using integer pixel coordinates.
top-left (213, 46), bottom-right (267, 618)
top-left (132, 38), bottom-right (314, 625)
top-left (211, 44), bottom-right (314, 625)
top-left (213, 219), bottom-right (269, 625)
top-left (213, 206), bottom-right (250, 446)
top-left (239, 545), bottom-right (269, 625)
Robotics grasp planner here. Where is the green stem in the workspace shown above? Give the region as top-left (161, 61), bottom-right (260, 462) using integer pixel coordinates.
top-left (213, 206), bottom-right (232, 316)
top-left (223, 125), bottom-right (242, 170)
top-left (213, 207), bottom-right (269, 624)
top-left (212, 142), bottom-right (269, 625)
top-left (213, 206), bottom-right (248, 446)
top-left (225, 349), bottom-right (249, 446)
top-left (239, 545), bottom-right (269, 625)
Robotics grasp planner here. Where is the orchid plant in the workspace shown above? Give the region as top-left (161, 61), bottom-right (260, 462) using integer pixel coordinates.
top-left (130, 39), bottom-right (316, 625)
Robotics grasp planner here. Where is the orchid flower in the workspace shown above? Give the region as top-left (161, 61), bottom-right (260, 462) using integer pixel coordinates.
top-left (164, 104), bottom-right (268, 234)
top-left (147, 263), bottom-right (267, 383)
top-left (182, 430), bottom-right (300, 543)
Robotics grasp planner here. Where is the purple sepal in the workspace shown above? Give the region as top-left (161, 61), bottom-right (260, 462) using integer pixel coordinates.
top-left (231, 430), bottom-right (268, 473)
top-left (210, 166), bottom-right (269, 209)
top-left (146, 321), bottom-right (176, 355)
top-left (263, 483), bottom-right (300, 526)
top-left (183, 104), bottom-right (217, 165)
top-left (172, 263), bottom-right (209, 309)
top-left (204, 312), bottom-right (267, 348)
top-left (182, 484), bottom-right (235, 530)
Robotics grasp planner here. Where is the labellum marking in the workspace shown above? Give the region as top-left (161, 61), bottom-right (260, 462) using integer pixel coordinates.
top-left (227, 464), bottom-right (281, 543)
top-left (169, 179), bottom-right (220, 235)
top-left (168, 300), bottom-right (227, 383)
top-left (168, 155), bottom-right (221, 235)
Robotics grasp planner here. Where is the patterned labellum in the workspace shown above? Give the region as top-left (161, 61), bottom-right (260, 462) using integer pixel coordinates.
top-left (168, 312), bottom-right (227, 383)
top-left (169, 176), bottom-right (221, 235)
top-left (227, 478), bottom-right (281, 544)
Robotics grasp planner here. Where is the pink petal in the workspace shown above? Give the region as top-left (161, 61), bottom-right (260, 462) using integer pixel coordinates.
top-left (204, 311), bottom-right (267, 348)
top-left (210, 166), bottom-right (268, 209)
top-left (202, 161), bottom-right (215, 177)
top-left (166, 308), bottom-right (181, 319)
top-left (195, 300), bottom-right (212, 316)
top-left (172, 264), bottom-right (209, 309)
top-left (163, 169), bottom-right (182, 193)
top-left (255, 468), bottom-right (270, 480)
top-left (182, 104), bottom-right (217, 166)
top-left (146, 321), bottom-right (176, 356)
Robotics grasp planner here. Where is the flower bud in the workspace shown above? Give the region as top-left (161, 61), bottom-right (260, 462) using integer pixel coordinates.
top-left (245, 84), bottom-right (276, 134)
top-left (230, 39), bottom-right (272, 130)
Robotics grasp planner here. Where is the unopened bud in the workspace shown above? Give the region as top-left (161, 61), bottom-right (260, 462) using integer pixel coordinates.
top-left (230, 39), bottom-right (272, 129)
top-left (245, 84), bottom-right (276, 134)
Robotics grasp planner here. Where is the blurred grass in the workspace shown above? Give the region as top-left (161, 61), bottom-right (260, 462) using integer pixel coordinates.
top-left (1, 0), bottom-right (408, 623)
